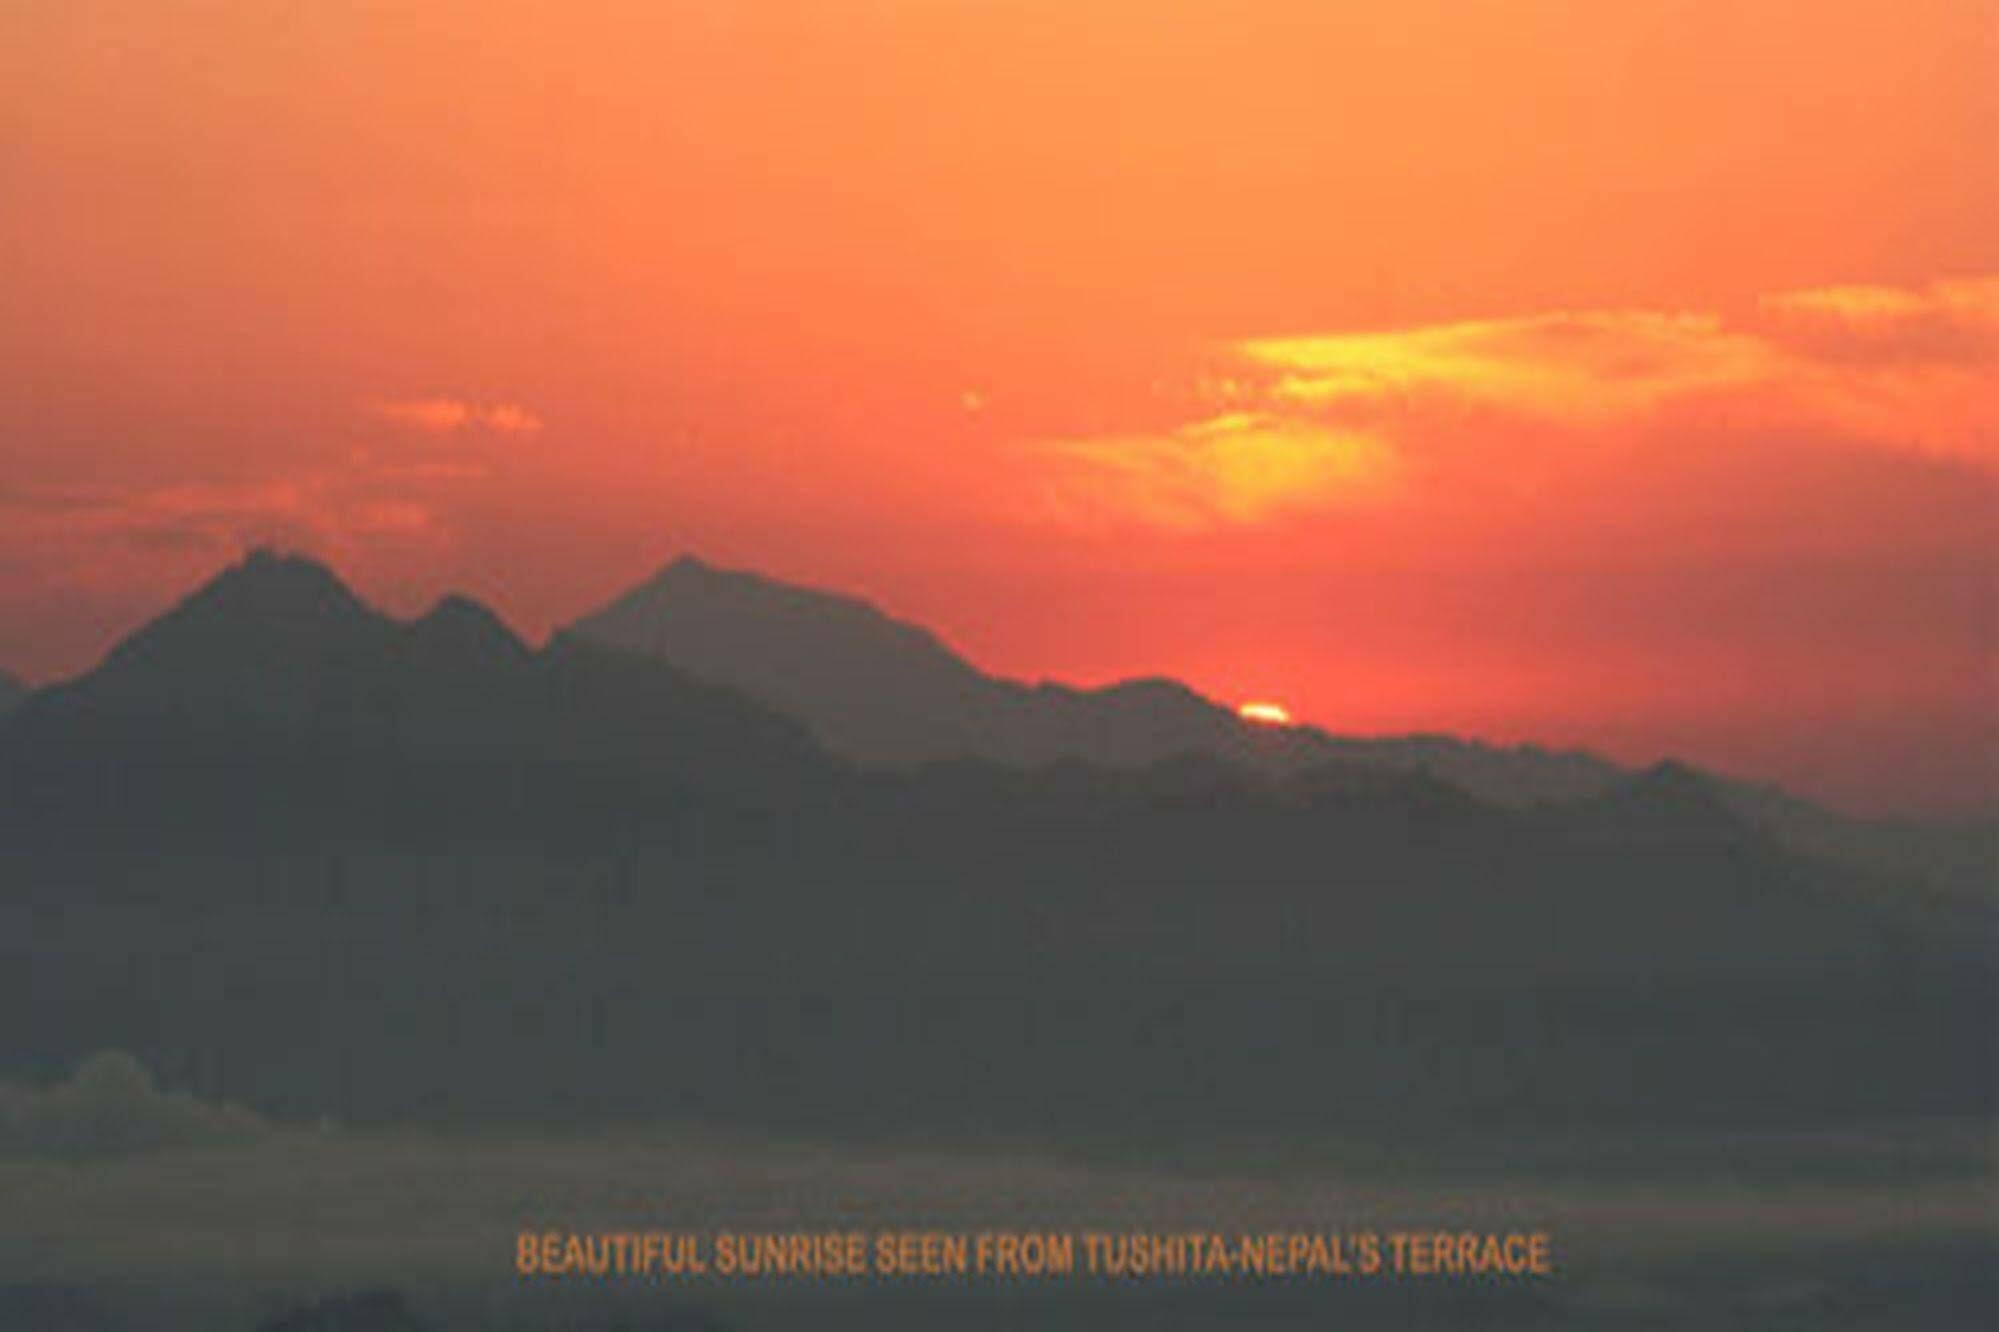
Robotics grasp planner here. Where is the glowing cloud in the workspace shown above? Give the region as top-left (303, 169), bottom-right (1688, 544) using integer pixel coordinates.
top-left (1240, 310), bottom-right (1777, 423)
top-left (1041, 412), bottom-right (1393, 528)
top-left (479, 402), bottom-right (545, 434)
top-left (372, 398), bottom-right (544, 435)
top-left (1760, 276), bottom-right (1999, 329)
top-left (1039, 276), bottom-right (1997, 529)
top-left (373, 397), bottom-right (473, 433)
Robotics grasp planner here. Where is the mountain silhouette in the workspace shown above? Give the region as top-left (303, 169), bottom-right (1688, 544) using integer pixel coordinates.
top-left (562, 556), bottom-right (1700, 794)
top-left (0, 550), bottom-right (1988, 1135)
top-left (5, 549), bottom-right (1982, 894)
top-left (567, 554), bottom-right (1992, 896)
top-left (0, 550), bottom-right (833, 831)
top-left (0, 669), bottom-right (24, 716)
top-left (567, 555), bottom-right (1347, 770)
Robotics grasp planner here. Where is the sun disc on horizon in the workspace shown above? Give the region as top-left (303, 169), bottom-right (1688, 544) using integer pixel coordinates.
top-left (1238, 701), bottom-right (1293, 727)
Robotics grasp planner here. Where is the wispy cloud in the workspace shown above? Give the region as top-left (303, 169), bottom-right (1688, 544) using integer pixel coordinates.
top-left (0, 453), bottom-right (471, 601)
top-left (0, 476), bottom-right (439, 556)
top-left (371, 397), bottom-right (543, 435)
top-left (0, 395), bottom-right (534, 611)
top-left (1761, 275), bottom-right (1999, 329)
top-left (1240, 311), bottom-right (1776, 423)
top-left (1757, 276), bottom-right (1999, 367)
top-left (477, 402), bottom-right (545, 434)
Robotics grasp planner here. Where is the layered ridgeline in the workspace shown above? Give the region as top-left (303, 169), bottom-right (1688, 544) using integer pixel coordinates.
top-left (0, 551), bottom-right (1989, 1134)
top-left (571, 555), bottom-right (1992, 895)
top-left (571, 555), bottom-right (1607, 790)
top-left (569, 554), bottom-right (1321, 772)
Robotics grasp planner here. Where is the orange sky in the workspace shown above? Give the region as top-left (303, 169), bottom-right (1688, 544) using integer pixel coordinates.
top-left (2, 0), bottom-right (1994, 812)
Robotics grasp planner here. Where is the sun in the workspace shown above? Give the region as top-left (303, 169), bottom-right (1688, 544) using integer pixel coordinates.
top-left (1238, 700), bottom-right (1293, 727)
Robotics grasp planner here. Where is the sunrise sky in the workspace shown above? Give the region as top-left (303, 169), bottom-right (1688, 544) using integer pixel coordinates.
top-left (2, 0), bottom-right (1993, 812)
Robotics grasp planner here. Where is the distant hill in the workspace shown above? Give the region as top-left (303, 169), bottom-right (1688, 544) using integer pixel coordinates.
top-left (0, 669), bottom-right (24, 716)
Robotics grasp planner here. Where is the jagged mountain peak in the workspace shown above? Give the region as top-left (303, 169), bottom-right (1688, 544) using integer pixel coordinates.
top-left (89, 547), bottom-right (389, 683)
top-left (1565, 756), bottom-right (1761, 849)
top-left (570, 557), bottom-right (1266, 766)
top-left (1624, 758), bottom-right (1731, 810)
top-left (181, 546), bottom-right (372, 622)
top-left (570, 555), bottom-right (982, 750)
top-left (410, 592), bottom-right (530, 662)
top-left (621, 553), bottom-right (954, 648)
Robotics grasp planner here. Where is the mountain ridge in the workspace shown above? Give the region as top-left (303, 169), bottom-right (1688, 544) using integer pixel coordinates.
top-left (4, 548), bottom-right (1987, 897)
top-left (0, 548), bottom-right (1989, 1135)
top-left (0, 549), bottom-right (830, 803)
top-left (565, 552), bottom-right (1991, 896)
top-left (566, 554), bottom-right (1694, 794)
top-left (573, 555), bottom-right (1364, 773)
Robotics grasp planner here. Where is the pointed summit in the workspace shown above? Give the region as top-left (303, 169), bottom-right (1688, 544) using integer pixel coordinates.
top-left (183, 547), bottom-right (371, 623)
top-left (568, 555), bottom-right (1005, 761)
top-left (656, 551), bottom-right (715, 577)
top-left (92, 547), bottom-right (391, 685)
top-left (1569, 757), bottom-right (1758, 851)
top-left (410, 593), bottom-right (530, 666)
top-left (3, 548), bottom-right (406, 746)
top-left (625, 553), bottom-right (954, 656)
top-left (567, 555), bottom-right (1276, 766)
top-left (1618, 759), bottom-right (1738, 820)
